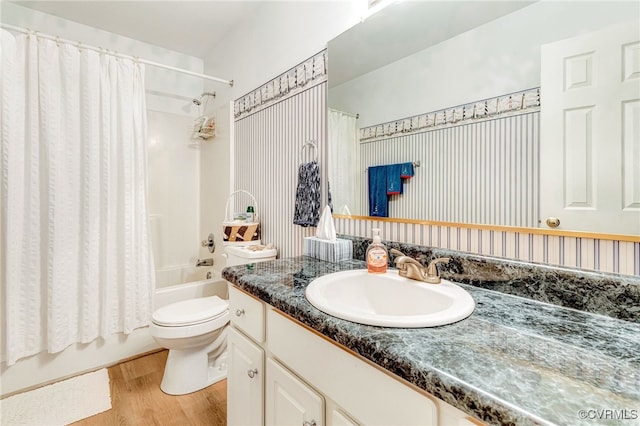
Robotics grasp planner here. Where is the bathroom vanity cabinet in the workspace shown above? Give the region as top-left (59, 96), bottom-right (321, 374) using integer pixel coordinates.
top-left (227, 284), bottom-right (481, 426)
top-left (223, 255), bottom-right (640, 425)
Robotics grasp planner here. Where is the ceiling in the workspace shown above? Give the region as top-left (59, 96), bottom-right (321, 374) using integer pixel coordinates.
top-left (8, 1), bottom-right (266, 58)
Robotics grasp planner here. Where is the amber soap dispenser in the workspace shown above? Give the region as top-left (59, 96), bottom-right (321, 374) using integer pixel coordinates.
top-left (366, 228), bottom-right (388, 273)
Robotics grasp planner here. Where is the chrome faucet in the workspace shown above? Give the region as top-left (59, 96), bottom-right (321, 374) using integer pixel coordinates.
top-left (195, 258), bottom-right (214, 267)
top-left (390, 249), bottom-right (450, 284)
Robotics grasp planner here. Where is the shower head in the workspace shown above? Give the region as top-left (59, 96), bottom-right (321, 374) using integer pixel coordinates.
top-left (192, 92), bottom-right (215, 107)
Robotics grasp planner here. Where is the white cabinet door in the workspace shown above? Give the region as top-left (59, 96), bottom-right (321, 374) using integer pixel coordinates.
top-left (227, 328), bottom-right (264, 426)
top-left (540, 22), bottom-right (640, 234)
top-left (266, 358), bottom-right (324, 426)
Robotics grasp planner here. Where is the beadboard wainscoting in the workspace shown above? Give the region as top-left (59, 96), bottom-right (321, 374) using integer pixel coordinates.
top-left (334, 217), bottom-right (640, 276)
top-left (233, 54), bottom-right (328, 258)
top-left (361, 111), bottom-right (540, 227)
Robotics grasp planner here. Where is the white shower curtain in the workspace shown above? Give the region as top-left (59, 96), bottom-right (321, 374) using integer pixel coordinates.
top-left (328, 109), bottom-right (359, 215)
top-left (0, 30), bottom-right (155, 365)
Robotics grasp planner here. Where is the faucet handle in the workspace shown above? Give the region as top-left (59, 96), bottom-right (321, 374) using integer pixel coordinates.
top-left (390, 249), bottom-right (407, 272)
top-left (201, 233), bottom-right (216, 253)
top-left (389, 248), bottom-right (405, 257)
top-left (425, 257), bottom-right (450, 284)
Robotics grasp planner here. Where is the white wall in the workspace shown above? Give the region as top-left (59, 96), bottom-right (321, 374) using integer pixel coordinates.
top-left (329, 1), bottom-right (640, 128)
top-left (198, 101), bottom-right (233, 269)
top-left (0, 3), bottom-right (208, 396)
top-left (199, 1), bottom-right (362, 258)
top-left (204, 1), bottom-right (362, 100)
top-left (148, 111), bottom-right (202, 280)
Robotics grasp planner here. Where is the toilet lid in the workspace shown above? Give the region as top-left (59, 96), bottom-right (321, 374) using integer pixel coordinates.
top-left (226, 245), bottom-right (278, 259)
top-left (152, 296), bottom-right (228, 326)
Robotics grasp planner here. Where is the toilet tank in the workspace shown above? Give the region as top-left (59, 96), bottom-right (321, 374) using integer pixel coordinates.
top-left (225, 245), bottom-right (277, 267)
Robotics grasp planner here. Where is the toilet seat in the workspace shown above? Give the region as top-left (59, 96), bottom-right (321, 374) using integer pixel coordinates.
top-left (151, 312), bottom-right (229, 340)
top-left (153, 296), bottom-right (228, 327)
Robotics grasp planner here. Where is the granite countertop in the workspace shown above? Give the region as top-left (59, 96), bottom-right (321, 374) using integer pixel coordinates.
top-left (222, 256), bottom-right (640, 426)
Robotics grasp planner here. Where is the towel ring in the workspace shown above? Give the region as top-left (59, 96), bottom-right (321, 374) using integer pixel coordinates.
top-left (299, 140), bottom-right (317, 163)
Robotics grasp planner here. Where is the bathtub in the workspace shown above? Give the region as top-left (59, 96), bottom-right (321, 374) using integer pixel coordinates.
top-left (155, 264), bottom-right (217, 289)
top-left (154, 269), bottom-right (228, 309)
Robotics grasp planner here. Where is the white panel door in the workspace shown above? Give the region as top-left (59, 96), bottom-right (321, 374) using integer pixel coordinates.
top-left (266, 358), bottom-right (324, 426)
top-left (540, 21), bottom-right (640, 234)
top-left (227, 328), bottom-right (264, 426)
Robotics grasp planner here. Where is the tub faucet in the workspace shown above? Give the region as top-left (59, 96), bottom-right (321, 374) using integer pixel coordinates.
top-left (390, 249), bottom-right (450, 284)
top-left (196, 258), bottom-right (213, 267)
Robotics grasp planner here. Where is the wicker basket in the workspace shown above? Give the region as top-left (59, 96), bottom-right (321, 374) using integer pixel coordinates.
top-left (223, 190), bottom-right (260, 243)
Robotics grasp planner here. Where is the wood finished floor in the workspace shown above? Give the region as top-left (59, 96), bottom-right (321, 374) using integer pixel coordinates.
top-left (71, 350), bottom-right (227, 426)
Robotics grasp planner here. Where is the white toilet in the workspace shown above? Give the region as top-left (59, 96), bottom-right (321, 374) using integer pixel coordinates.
top-left (149, 239), bottom-right (277, 395)
top-left (150, 296), bottom-right (229, 395)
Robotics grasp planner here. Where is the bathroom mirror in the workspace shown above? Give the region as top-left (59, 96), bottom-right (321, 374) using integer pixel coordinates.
top-left (327, 1), bottom-right (640, 237)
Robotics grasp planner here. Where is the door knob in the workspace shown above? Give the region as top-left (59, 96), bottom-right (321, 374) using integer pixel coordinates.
top-left (546, 217), bottom-right (560, 228)
top-left (247, 368), bottom-right (258, 378)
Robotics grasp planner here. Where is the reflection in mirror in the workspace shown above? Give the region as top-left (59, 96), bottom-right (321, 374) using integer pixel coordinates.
top-left (327, 1), bottom-right (640, 236)
top-left (328, 108), bottom-right (359, 215)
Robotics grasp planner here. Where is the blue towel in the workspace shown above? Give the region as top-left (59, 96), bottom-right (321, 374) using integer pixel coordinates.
top-left (386, 164), bottom-right (403, 195)
top-left (400, 162), bottom-right (414, 179)
top-left (368, 166), bottom-right (388, 217)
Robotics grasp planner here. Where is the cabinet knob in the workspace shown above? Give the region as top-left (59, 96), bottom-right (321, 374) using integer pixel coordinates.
top-left (303, 421), bottom-right (317, 426)
top-left (247, 368), bottom-right (258, 378)
top-left (235, 308), bottom-right (245, 317)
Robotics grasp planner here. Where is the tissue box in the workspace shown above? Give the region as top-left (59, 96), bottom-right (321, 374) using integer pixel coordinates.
top-left (304, 237), bottom-right (353, 263)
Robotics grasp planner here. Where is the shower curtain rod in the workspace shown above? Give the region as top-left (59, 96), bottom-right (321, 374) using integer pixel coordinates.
top-left (0, 23), bottom-right (234, 86)
top-left (329, 107), bottom-right (359, 119)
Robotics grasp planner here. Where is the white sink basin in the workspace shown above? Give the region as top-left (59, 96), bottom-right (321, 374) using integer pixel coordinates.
top-left (305, 269), bottom-right (475, 328)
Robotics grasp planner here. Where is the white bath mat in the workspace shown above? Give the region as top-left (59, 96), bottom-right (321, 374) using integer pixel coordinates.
top-left (0, 368), bottom-right (111, 425)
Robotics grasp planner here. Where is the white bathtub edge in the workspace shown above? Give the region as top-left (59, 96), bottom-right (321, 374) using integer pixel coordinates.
top-left (153, 271), bottom-right (228, 309)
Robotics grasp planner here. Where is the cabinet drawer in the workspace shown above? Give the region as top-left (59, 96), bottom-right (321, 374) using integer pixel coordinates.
top-left (228, 284), bottom-right (265, 342)
top-left (268, 308), bottom-right (437, 425)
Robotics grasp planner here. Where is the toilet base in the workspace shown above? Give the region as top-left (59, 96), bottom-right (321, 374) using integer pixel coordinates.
top-left (160, 328), bottom-right (228, 395)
